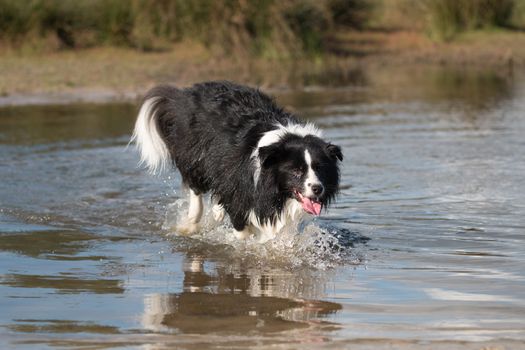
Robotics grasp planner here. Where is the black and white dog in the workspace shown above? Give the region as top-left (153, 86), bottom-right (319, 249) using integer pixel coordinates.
top-left (132, 81), bottom-right (342, 242)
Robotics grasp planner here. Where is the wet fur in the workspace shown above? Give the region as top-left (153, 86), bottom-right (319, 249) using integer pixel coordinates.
top-left (133, 81), bottom-right (342, 238)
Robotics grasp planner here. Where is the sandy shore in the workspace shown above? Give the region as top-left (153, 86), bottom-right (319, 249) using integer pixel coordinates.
top-left (0, 30), bottom-right (522, 107)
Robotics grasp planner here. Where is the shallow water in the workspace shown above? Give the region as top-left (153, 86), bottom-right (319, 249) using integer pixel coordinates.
top-left (1, 68), bottom-right (525, 349)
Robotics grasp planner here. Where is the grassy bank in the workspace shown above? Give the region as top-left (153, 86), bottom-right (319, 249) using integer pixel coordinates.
top-left (0, 0), bottom-right (371, 56)
top-left (0, 29), bottom-right (520, 100)
top-left (2, 0), bottom-right (524, 54)
top-left (0, 0), bottom-right (524, 101)
top-left (374, 0), bottom-right (525, 39)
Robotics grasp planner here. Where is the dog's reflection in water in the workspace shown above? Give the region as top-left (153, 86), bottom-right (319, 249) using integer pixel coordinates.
top-left (142, 254), bottom-right (341, 334)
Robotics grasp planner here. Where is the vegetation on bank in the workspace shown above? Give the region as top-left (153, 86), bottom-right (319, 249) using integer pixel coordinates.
top-left (1, 0), bottom-right (524, 56)
top-left (0, 0), bottom-right (369, 55)
top-left (378, 0), bottom-right (523, 41)
top-left (0, 0), bottom-right (522, 98)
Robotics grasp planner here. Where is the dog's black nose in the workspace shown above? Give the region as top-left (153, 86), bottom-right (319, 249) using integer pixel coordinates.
top-left (311, 184), bottom-right (324, 196)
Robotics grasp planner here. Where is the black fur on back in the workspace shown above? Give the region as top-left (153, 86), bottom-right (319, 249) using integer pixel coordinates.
top-left (143, 81), bottom-right (341, 231)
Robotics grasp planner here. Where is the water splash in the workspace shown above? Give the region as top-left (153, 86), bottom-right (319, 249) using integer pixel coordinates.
top-left (162, 196), bottom-right (366, 270)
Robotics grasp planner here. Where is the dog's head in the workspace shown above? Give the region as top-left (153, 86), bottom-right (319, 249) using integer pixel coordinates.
top-left (258, 134), bottom-right (343, 215)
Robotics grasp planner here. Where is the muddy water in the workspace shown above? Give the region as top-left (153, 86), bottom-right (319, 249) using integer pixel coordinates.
top-left (1, 68), bottom-right (524, 349)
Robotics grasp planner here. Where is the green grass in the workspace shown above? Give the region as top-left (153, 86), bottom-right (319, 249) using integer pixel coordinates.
top-left (370, 0), bottom-right (522, 40)
top-left (423, 0), bottom-right (516, 41)
top-left (1, 0), bottom-right (523, 55)
top-left (0, 0), bottom-right (372, 56)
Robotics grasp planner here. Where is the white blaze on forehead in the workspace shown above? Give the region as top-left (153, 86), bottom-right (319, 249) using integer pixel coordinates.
top-left (304, 149), bottom-right (312, 165)
top-left (252, 122), bottom-right (322, 184)
top-left (304, 149), bottom-right (321, 197)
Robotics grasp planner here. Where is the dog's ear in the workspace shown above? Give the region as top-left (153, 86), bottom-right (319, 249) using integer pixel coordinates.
top-left (259, 144), bottom-right (284, 168)
top-left (326, 144), bottom-right (343, 161)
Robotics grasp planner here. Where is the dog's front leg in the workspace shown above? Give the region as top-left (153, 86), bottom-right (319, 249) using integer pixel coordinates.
top-left (176, 189), bottom-right (203, 235)
top-left (212, 201), bottom-right (225, 223)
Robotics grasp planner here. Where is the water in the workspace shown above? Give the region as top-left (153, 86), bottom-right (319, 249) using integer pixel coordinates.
top-left (1, 68), bottom-right (524, 349)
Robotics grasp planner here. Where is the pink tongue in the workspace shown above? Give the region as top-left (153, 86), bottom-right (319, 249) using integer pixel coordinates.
top-left (301, 197), bottom-right (322, 216)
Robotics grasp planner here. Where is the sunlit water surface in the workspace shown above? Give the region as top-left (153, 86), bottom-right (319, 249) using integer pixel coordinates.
top-left (1, 68), bottom-right (524, 349)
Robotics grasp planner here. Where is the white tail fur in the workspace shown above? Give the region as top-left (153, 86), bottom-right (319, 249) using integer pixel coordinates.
top-left (130, 97), bottom-right (171, 173)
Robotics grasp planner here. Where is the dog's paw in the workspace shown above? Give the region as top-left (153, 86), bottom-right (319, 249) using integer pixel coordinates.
top-left (212, 204), bottom-right (225, 223)
top-left (233, 227), bottom-right (252, 240)
top-left (173, 222), bottom-right (200, 236)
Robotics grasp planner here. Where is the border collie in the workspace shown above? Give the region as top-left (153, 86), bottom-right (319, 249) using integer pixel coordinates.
top-left (131, 81), bottom-right (342, 243)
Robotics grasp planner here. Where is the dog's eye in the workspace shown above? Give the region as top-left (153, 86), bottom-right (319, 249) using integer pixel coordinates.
top-left (292, 169), bottom-right (303, 178)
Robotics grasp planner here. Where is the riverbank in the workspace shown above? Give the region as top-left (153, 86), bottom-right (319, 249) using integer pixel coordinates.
top-left (0, 30), bottom-right (521, 106)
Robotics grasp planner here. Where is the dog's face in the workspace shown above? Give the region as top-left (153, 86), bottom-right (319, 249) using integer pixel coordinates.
top-left (259, 135), bottom-right (343, 215)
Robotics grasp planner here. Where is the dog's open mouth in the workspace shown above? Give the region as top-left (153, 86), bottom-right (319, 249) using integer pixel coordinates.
top-left (294, 190), bottom-right (322, 216)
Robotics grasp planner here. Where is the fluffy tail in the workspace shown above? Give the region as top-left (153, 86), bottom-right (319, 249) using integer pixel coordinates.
top-left (130, 93), bottom-right (171, 174)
